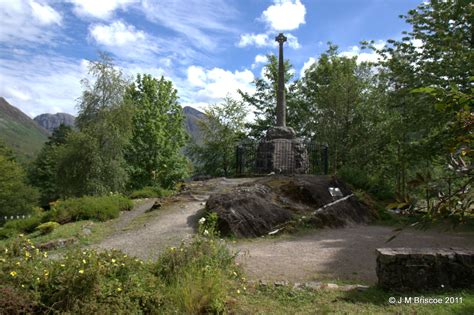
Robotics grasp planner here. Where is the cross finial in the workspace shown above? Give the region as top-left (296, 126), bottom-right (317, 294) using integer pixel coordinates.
top-left (275, 33), bottom-right (287, 44)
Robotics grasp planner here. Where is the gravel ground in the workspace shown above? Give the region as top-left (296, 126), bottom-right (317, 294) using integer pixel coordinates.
top-left (94, 177), bottom-right (474, 283)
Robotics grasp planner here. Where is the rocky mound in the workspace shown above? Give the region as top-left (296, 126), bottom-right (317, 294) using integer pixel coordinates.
top-left (205, 175), bottom-right (376, 238)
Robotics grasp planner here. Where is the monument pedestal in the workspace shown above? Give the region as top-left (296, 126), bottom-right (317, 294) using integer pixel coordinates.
top-left (256, 126), bottom-right (309, 174)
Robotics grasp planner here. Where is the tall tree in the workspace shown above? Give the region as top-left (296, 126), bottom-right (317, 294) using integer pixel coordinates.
top-left (125, 74), bottom-right (188, 189)
top-left (0, 141), bottom-right (39, 217)
top-left (58, 53), bottom-right (132, 197)
top-left (187, 97), bottom-right (247, 177)
top-left (28, 125), bottom-right (73, 205)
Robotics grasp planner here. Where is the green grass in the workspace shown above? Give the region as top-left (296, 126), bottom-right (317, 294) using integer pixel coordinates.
top-left (238, 284), bottom-right (474, 314)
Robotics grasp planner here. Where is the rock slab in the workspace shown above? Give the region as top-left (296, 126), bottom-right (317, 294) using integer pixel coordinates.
top-left (376, 248), bottom-right (474, 291)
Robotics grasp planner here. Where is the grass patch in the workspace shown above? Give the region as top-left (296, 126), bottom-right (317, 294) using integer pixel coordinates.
top-left (129, 186), bottom-right (173, 199)
top-left (237, 284), bottom-right (474, 314)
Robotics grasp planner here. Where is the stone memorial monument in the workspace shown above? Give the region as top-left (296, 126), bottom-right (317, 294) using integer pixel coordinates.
top-left (256, 33), bottom-right (309, 174)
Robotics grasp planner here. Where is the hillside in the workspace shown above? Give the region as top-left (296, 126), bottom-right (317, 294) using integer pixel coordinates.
top-left (183, 106), bottom-right (205, 144)
top-left (0, 97), bottom-right (49, 161)
top-left (34, 113), bottom-right (76, 133)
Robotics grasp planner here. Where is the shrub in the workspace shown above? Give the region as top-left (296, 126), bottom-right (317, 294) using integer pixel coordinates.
top-left (338, 167), bottom-right (394, 201)
top-left (47, 195), bottom-right (133, 224)
top-left (35, 222), bottom-right (60, 235)
top-left (3, 216), bottom-right (43, 234)
top-left (0, 234), bottom-right (242, 313)
top-left (129, 186), bottom-right (172, 199)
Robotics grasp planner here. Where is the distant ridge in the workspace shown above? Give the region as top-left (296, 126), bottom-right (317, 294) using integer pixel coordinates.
top-left (0, 97), bottom-right (49, 161)
top-left (34, 113), bottom-right (76, 134)
top-left (183, 106), bottom-right (205, 144)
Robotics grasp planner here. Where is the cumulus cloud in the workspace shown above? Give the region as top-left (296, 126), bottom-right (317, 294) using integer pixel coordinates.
top-left (185, 66), bottom-right (255, 107)
top-left (30, 1), bottom-right (62, 25)
top-left (238, 32), bottom-right (300, 49)
top-left (299, 57), bottom-right (316, 78)
top-left (90, 21), bottom-right (146, 46)
top-left (261, 0), bottom-right (306, 31)
top-left (339, 41), bottom-right (386, 64)
top-left (251, 54), bottom-right (268, 69)
top-left (68, 0), bottom-right (138, 19)
top-left (0, 0), bottom-right (62, 45)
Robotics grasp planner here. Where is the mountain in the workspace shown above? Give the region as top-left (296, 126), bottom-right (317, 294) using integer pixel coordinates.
top-left (183, 106), bottom-right (205, 144)
top-left (0, 97), bottom-right (49, 161)
top-left (34, 113), bottom-right (75, 134)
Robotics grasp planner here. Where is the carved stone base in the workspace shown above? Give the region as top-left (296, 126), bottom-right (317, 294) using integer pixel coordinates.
top-left (256, 127), bottom-right (309, 174)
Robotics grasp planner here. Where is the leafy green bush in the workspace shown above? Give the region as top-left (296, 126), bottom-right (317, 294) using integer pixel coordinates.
top-left (3, 216), bottom-right (43, 234)
top-left (129, 186), bottom-right (172, 199)
top-left (0, 234), bottom-right (242, 313)
top-left (35, 222), bottom-right (60, 235)
top-left (338, 167), bottom-right (394, 200)
top-left (47, 195), bottom-right (133, 224)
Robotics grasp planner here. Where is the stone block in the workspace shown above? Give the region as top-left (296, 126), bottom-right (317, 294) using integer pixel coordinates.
top-left (376, 248), bottom-right (474, 291)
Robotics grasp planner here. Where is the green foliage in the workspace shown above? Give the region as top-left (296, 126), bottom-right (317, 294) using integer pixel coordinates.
top-left (3, 216), bottom-right (43, 234)
top-left (155, 237), bottom-right (241, 313)
top-left (59, 53), bottom-right (132, 197)
top-left (125, 74), bottom-right (188, 189)
top-left (46, 195), bottom-right (132, 224)
top-left (0, 234), bottom-right (241, 313)
top-left (129, 186), bottom-right (172, 199)
top-left (0, 149), bottom-right (39, 218)
top-left (187, 97), bottom-right (247, 177)
top-left (35, 222), bottom-right (60, 235)
top-left (198, 212), bottom-right (220, 238)
top-left (28, 125), bottom-right (73, 206)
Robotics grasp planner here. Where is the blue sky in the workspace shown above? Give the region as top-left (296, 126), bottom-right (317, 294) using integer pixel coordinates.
top-left (0, 0), bottom-right (422, 117)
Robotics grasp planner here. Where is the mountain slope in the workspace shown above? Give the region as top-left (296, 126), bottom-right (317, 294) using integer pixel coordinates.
top-left (183, 106), bottom-right (205, 144)
top-left (0, 97), bottom-right (49, 161)
top-left (34, 113), bottom-right (76, 133)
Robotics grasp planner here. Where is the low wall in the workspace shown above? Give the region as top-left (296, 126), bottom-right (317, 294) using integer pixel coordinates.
top-left (376, 248), bottom-right (474, 291)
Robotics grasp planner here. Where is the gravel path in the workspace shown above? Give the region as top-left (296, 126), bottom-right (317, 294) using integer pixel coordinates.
top-left (233, 225), bottom-right (474, 284)
top-left (94, 177), bottom-right (474, 283)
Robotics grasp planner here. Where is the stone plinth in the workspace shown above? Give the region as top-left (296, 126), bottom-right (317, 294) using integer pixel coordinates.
top-left (256, 127), bottom-right (309, 174)
top-left (376, 248), bottom-right (474, 291)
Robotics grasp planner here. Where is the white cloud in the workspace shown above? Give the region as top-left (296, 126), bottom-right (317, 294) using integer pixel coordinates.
top-left (238, 32), bottom-right (300, 49)
top-left (251, 54), bottom-right (268, 69)
top-left (0, 0), bottom-right (62, 45)
top-left (299, 57), bottom-right (316, 78)
top-left (90, 21), bottom-right (146, 46)
top-left (185, 66), bottom-right (255, 105)
top-left (30, 1), bottom-right (62, 25)
top-left (339, 41), bottom-right (386, 64)
top-left (68, 0), bottom-right (138, 19)
top-left (0, 55), bottom-right (89, 117)
top-left (141, 0), bottom-right (238, 51)
top-left (238, 33), bottom-right (271, 48)
top-left (261, 0), bottom-right (306, 31)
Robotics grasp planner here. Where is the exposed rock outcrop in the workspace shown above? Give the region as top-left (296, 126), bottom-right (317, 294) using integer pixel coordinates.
top-left (34, 113), bottom-right (76, 134)
top-left (205, 175), bottom-right (375, 238)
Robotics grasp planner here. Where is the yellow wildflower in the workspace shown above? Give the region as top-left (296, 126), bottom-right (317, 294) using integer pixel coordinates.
top-left (111, 259), bottom-right (116, 263)
top-left (117, 287), bottom-right (122, 292)
top-left (16, 261), bottom-right (21, 266)
top-left (60, 264), bottom-right (65, 268)
top-left (36, 277), bottom-right (40, 282)
top-left (43, 252), bottom-right (48, 258)
top-left (25, 252), bottom-right (31, 258)
top-left (10, 271), bottom-right (17, 277)
top-left (79, 269), bottom-right (84, 274)
top-left (43, 270), bottom-right (49, 276)
top-left (237, 289), bottom-right (241, 294)
top-left (19, 234), bottom-right (24, 237)
top-left (82, 259), bottom-right (87, 264)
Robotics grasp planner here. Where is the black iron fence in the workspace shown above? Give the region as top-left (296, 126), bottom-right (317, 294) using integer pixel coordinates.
top-left (235, 140), bottom-right (328, 176)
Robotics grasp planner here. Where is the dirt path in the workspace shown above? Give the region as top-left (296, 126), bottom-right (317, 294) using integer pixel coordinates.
top-left (233, 225), bottom-right (474, 284)
top-left (95, 177), bottom-right (474, 284)
top-left (95, 178), bottom-right (256, 260)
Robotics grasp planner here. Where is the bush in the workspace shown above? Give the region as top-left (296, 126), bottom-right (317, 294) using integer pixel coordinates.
top-left (338, 167), bottom-right (394, 200)
top-left (129, 186), bottom-right (172, 199)
top-left (35, 222), bottom-right (60, 235)
top-left (3, 216), bottom-right (43, 234)
top-left (47, 195), bottom-right (133, 224)
top-left (0, 234), bottom-right (242, 313)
